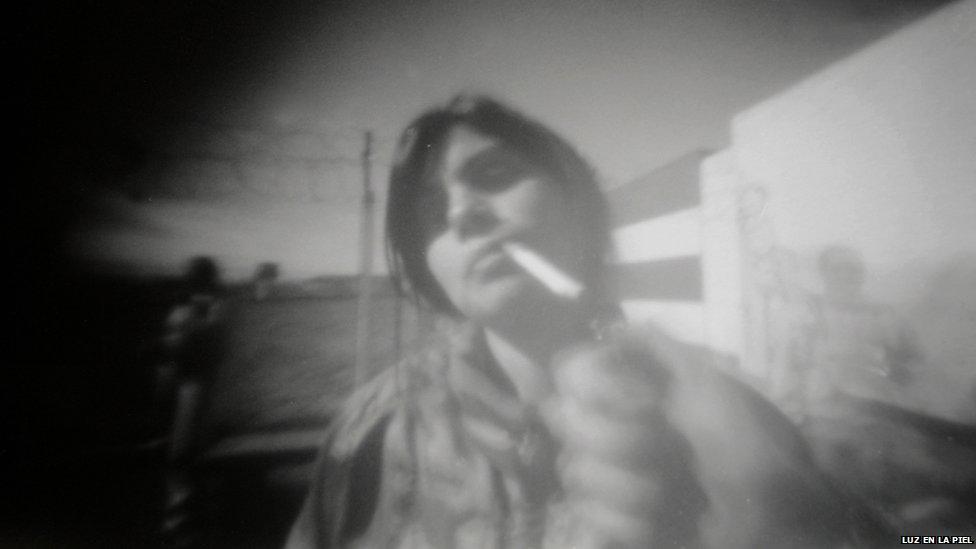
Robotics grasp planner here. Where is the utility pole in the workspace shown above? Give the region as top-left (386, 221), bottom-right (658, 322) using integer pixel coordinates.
top-left (354, 131), bottom-right (375, 387)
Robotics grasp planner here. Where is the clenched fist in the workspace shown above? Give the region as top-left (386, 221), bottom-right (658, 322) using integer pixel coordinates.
top-left (544, 331), bottom-right (709, 548)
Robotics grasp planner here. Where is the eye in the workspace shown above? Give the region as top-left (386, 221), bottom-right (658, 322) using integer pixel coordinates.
top-left (462, 148), bottom-right (534, 193)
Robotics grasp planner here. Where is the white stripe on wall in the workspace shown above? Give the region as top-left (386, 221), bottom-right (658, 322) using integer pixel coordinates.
top-left (612, 207), bottom-right (702, 264)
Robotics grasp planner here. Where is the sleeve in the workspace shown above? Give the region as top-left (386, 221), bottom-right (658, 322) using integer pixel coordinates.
top-left (283, 366), bottom-right (404, 548)
top-left (628, 323), bottom-right (895, 547)
top-left (284, 418), bottom-right (392, 549)
top-left (283, 443), bottom-right (347, 549)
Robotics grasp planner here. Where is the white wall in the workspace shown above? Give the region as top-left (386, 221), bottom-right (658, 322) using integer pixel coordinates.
top-left (701, 0), bottom-right (976, 420)
top-left (730, 0), bottom-right (976, 303)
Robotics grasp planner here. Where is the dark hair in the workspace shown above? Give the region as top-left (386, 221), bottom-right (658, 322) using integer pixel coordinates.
top-left (385, 94), bottom-right (611, 315)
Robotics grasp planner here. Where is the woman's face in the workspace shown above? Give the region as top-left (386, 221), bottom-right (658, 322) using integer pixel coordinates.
top-left (422, 125), bottom-right (585, 325)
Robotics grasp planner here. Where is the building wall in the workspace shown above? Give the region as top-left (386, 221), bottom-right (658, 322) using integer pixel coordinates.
top-left (607, 150), bottom-right (710, 346)
top-left (701, 0), bottom-right (976, 421)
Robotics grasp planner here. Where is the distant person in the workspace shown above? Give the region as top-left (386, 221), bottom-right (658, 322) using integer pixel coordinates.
top-left (783, 245), bottom-right (920, 419)
top-left (780, 246), bottom-right (975, 535)
top-left (286, 95), bottom-right (885, 548)
top-left (158, 256), bottom-right (228, 547)
top-left (252, 262), bottom-right (280, 301)
top-left (159, 257), bottom-right (226, 413)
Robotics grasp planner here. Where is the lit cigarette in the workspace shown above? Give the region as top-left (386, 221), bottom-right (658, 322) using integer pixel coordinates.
top-left (502, 241), bottom-right (584, 300)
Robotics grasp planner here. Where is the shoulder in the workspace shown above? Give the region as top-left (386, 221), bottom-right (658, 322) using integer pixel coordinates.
top-left (621, 323), bottom-right (863, 545)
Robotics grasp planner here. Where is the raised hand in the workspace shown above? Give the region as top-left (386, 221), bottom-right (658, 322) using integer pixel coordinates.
top-left (545, 332), bottom-right (708, 548)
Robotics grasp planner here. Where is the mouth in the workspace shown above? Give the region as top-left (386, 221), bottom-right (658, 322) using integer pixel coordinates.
top-left (469, 245), bottom-right (516, 279)
top-left (467, 237), bottom-right (522, 281)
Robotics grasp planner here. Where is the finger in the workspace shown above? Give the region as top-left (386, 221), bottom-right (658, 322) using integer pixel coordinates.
top-left (554, 396), bottom-right (662, 468)
top-left (553, 346), bottom-right (669, 416)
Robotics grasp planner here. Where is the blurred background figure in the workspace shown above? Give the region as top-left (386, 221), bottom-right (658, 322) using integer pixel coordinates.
top-left (783, 245), bottom-right (920, 418)
top-left (777, 246), bottom-right (976, 536)
top-left (157, 256), bottom-right (229, 548)
top-left (252, 262), bottom-right (281, 301)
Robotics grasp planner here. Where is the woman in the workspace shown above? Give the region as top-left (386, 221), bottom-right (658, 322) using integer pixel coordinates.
top-left (286, 95), bottom-right (885, 548)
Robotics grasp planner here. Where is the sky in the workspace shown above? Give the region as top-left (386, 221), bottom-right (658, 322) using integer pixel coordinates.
top-left (25, 0), bottom-right (954, 280)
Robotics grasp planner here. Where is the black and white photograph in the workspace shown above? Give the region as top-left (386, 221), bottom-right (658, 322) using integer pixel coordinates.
top-left (8, 0), bottom-right (976, 547)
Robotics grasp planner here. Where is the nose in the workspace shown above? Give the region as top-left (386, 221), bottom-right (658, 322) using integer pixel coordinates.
top-left (446, 186), bottom-right (499, 240)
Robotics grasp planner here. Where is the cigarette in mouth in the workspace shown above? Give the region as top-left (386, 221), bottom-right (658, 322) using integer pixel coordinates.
top-left (501, 241), bottom-right (584, 301)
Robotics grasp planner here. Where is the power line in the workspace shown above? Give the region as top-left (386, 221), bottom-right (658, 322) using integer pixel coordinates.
top-left (155, 149), bottom-right (362, 168)
top-left (130, 119), bottom-right (398, 202)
